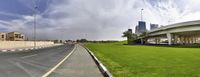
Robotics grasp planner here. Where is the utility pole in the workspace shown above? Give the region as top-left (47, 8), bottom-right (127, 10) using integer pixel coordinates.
top-left (33, 0), bottom-right (38, 49)
top-left (141, 8), bottom-right (144, 21)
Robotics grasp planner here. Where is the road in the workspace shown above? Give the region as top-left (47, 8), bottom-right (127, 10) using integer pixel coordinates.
top-left (0, 44), bottom-right (74, 77)
top-left (48, 44), bottom-right (102, 77)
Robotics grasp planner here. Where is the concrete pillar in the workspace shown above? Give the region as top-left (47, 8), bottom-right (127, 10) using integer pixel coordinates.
top-left (192, 37), bottom-right (195, 44)
top-left (167, 33), bottom-right (172, 45)
top-left (188, 37), bottom-right (192, 44)
top-left (183, 36), bottom-right (185, 44)
top-left (174, 35), bottom-right (178, 44)
top-left (181, 36), bottom-right (185, 45)
top-left (155, 38), bottom-right (157, 44)
top-left (185, 37), bottom-right (188, 44)
top-left (186, 37), bottom-right (190, 44)
top-left (195, 37), bottom-right (197, 43)
top-left (155, 38), bottom-right (160, 44)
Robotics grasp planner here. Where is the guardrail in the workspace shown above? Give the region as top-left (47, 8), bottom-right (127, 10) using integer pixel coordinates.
top-left (84, 46), bottom-right (113, 77)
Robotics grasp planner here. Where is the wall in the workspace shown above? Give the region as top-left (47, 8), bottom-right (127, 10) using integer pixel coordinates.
top-left (0, 41), bottom-right (54, 49)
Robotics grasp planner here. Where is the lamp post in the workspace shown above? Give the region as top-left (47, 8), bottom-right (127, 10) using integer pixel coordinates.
top-left (141, 8), bottom-right (144, 21)
top-left (33, 0), bottom-right (38, 49)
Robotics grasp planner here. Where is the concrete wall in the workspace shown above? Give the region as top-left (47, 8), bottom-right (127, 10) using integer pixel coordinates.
top-left (0, 41), bottom-right (54, 49)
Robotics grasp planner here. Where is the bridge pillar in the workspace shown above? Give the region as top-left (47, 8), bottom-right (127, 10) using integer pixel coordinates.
top-left (195, 37), bottom-right (198, 43)
top-left (191, 37), bottom-right (195, 44)
top-left (167, 33), bottom-right (172, 45)
top-left (174, 35), bottom-right (178, 44)
top-left (180, 36), bottom-right (185, 45)
top-left (155, 38), bottom-right (160, 44)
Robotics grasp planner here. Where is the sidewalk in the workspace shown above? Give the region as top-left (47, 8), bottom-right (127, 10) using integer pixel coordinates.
top-left (49, 44), bottom-right (102, 77)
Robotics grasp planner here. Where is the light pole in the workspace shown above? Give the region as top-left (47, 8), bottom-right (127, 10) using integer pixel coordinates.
top-left (33, 0), bottom-right (38, 49)
top-left (141, 8), bottom-right (144, 21)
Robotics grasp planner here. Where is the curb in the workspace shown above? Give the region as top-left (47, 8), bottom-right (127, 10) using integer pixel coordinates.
top-left (84, 47), bottom-right (113, 77)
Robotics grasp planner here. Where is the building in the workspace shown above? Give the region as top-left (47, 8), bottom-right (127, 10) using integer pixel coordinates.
top-left (6, 32), bottom-right (25, 41)
top-left (0, 32), bottom-right (6, 41)
top-left (128, 29), bottom-right (132, 33)
top-left (138, 21), bottom-right (146, 33)
top-left (135, 25), bottom-right (139, 34)
top-left (150, 24), bottom-right (159, 30)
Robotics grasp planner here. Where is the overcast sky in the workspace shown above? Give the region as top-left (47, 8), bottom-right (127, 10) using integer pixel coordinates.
top-left (0, 0), bottom-right (200, 40)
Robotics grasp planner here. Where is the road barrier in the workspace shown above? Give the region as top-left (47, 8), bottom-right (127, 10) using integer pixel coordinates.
top-left (0, 41), bottom-right (54, 49)
top-left (0, 44), bottom-right (63, 52)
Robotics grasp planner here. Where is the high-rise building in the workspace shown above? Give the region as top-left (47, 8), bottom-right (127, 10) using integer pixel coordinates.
top-left (138, 21), bottom-right (146, 33)
top-left (150, 24), bottom-right (159, 30)
top-left (135, 25), bottom-right (139, 34)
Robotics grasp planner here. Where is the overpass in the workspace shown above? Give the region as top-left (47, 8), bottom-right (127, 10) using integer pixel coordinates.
top-left (146, 20), bottom-right (200, 45)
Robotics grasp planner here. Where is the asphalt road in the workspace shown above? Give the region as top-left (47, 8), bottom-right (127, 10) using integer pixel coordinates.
top-left (0, 44), bottom-right (75, 77)
top-left (48, 44), bottom-right (102, 77)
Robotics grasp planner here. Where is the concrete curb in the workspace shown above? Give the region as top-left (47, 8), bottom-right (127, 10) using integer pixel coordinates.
top-left (0, 44), bottom-right (63, 53)
top-left (84, 46), bottom-right (113, 77)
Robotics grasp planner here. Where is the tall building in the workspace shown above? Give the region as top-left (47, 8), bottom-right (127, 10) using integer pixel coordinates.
top-left (138, 21), bottom-right (146, 33)
top-left (135, 25), bottom-right (139, 34)
top-left (150, 24), bottom-right (159, 30)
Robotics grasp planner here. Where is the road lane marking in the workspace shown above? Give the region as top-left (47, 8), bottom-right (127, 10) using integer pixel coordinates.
top-left (41, 44), bottom-right (76, 77)
top-left (15, 62), bottom-right (35, 77)
top-left (21, 54), bottom-right (38, 59)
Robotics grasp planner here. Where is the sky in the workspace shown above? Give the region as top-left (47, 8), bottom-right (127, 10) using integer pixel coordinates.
top-left (0, 0), bottom-right (200, 40)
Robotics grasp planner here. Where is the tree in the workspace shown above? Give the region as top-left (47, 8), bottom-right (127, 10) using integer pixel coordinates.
top-left (77, 39), bottom-right (88, 43)
top-left (122, 29), bottom-right (138, 44)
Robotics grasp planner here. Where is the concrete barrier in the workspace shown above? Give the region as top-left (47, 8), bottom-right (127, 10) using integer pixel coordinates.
top-left (0, 41), bottom-right (54, 49)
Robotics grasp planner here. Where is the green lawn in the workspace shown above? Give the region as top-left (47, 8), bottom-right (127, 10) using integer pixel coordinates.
top-left (85, 42), bottom-right (200, 77)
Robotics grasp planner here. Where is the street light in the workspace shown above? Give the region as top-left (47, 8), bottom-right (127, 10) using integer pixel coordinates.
top-left (141, 8), bottom-right (144, 21)
top-left (33, 0), bottom-right (38, 49)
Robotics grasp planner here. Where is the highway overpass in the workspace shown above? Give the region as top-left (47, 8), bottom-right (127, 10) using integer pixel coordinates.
top-left (147, 20), bottom-right (200, 45)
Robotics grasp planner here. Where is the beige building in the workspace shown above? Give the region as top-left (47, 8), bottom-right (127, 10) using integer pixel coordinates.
top-left (6, 32), bottom-right (25, 41)
top-left (0, 32), bottom-right (6, 41)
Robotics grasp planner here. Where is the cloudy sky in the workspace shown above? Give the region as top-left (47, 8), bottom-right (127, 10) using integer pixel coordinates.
top-left (0, 0), bottom-right (200, 40)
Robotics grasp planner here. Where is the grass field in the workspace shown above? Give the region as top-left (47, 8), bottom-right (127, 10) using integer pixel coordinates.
top-left (85, 42), bottom-right (200, 77)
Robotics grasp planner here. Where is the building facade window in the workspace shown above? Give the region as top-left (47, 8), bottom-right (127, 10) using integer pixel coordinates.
top-left (2, 35), bottom-right (4, 38)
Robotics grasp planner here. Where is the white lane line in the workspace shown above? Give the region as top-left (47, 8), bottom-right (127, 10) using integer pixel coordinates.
top-left (21, 54), bottom-right (38, 59)
top-left (14, 62), bottom-right (35, 77)
top-left (41, 45), bottom-right (76, 77)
